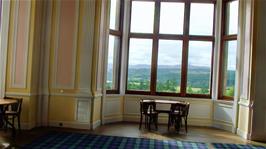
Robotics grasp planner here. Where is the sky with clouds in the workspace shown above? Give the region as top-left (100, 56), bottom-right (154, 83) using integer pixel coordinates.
top-left (108, 0), bottom-right (238, 70)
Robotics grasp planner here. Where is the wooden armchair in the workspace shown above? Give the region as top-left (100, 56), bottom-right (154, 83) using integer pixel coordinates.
top-left (139, 98), bottom-right (158, 130)
top-left (3, 97), bottom-right (23, 132)
top-left (168, 102), bottom-right (190, 133)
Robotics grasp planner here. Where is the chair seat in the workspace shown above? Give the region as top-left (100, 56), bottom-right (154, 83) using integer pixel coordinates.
top-left (5, 111), bottom-right (18, 115)
top-left (142, 111), bottom-right (158, 115)
top-left (170, 111), bottom-right (181, 115)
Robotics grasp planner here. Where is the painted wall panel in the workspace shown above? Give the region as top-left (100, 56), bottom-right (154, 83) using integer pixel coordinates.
top-left (104, 96), bottom-right (123, 116)
top-left (214, 102), bottom-right (233, 123)
top-left (93, 97), bottom-right (102, 122)
top-left (76, 99), bottom-right (91, 122)
top-left (10, 1), bottom-right (30, 89)
top-left (53, 0), bottom-right (79, 89)
top-left (49, 96), bottom-right (76, 122)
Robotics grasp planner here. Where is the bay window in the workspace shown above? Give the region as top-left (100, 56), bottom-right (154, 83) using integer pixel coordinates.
top-left (219, 0), bottom-right (238, 99)
top-left (106, 0), bottom-right (124, 94)
top-left (105, 0), bottom-right (239, 100)
top-left (126, 0), bottom-right (215, 98)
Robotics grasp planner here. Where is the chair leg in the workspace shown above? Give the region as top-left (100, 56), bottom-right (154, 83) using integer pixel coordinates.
top-left (168, 115), bottom-right (171, 130)
top-left (145, 115), bottom-right (148, 128)
top-left (185, 118), bottom-right (188, 133)
top-left (148, 116), bottom-right (152, 130)
top-left (18, 115), bottom-right (21, 132)
top-left (4, 116), bottom-right (8, 132)
top-left (155, 115), bottom-right (158, 130)
top-left (139, 114), bottom-right (143, 129)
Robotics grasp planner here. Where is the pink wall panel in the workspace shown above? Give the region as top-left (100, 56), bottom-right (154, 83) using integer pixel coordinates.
top-left (56, 0), bottom-right (77, 88)
top-left (14, 1), bottom-right (28, 87)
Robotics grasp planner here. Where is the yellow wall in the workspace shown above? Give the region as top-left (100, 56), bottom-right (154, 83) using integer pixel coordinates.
top-left (238, 105), bottom-right (250, 133)
top-left (49, 96), bottom-right (76, 122)
top-left (93, 97), bottom-right (102, 122)
top-left (5, 0), bottom-right (43, 129)
top-left (4, 0), bottom-right (102, 129)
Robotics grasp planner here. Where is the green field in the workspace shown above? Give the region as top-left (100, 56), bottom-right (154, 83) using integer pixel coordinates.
top-left (106, 65), bottom-right (235, 96)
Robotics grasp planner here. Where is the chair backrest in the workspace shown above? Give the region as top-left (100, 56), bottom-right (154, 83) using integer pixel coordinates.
top-left (170, 102), bottom-right (190, 117)
top-left (140, 98), bottom-right (156, 114)
top-left (182, 103), bottom-right (190, 117)
top-left (4, 97), bottom-right (23, 114)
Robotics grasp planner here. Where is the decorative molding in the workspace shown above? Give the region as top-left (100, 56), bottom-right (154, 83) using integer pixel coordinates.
top-left (103, 115), bottom-right (123, 124)
top-left (49, 121), bottom-right (91, 130)
top-left (5, 92), bottom-right (38, 97)
top-left (76, 99), bottom-right (91, 123)
top-left (52, 1), bottom-right (79, 89)
top-left (49, 92), bottom-right (93, 98)
top-left (0, 0), bottom-right (11, 98)
top-left (213, 100), bottom-right (234, 106)
top-left (214, 101), bottom-right (233, 108)
top-left (237, 128), bottom-right (248, 139)
top-left (105, 94), bottom-right (124, 97)
top-left (93, 92), bottom-right (103, 98)
top-left (10, 1), bottom-right (31, 89)
top-left (238, 100), bottom-right (251, 107)
top-left (5, 92), bottom-right (93, 98)
top-left (38, 95), bottom-right (49, 127)
top-left (213, 120), bottom-right (234, 132)
top-left (92, 120), bottom-right (101, 130)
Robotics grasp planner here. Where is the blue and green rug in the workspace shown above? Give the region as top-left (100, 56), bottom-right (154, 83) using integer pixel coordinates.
top-left (22, 131), bottom-right (207, 149)
top-left (212, 143), bottom-right (266, 149)
top-left (22, 131), bottom-right (266, 149)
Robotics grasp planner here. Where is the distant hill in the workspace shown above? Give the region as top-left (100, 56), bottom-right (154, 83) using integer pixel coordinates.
top-left (106, 64), bottom-right (235, 93)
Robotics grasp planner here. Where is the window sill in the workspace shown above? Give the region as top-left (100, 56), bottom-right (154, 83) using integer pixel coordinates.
top-left (105, 94), bottom-right (124, 97)
top-left (214, 99), bottom-right (234, 105)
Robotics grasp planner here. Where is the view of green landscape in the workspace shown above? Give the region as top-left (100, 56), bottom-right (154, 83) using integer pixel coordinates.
top-left (106, 65), bottom-right (235, 96)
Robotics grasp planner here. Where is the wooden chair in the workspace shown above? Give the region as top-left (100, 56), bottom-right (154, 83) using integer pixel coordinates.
top-left (3, 97), bottom-right (23, 132)
top-left (139, 98), bottom-right (158, 130)
top-left (168, 102), bottom-right (190, 133)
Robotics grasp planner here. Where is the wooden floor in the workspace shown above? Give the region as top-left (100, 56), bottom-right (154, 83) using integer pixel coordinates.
top-left (0, 122), bottom-right (265, 148)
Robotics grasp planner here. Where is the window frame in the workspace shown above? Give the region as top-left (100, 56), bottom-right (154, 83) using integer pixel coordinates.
top-left (125, 0), bottom-right (216, 98)
top-left (106, 0), bottom-right (124, 94)
top-left (218, 0), bottom-right (238, 100)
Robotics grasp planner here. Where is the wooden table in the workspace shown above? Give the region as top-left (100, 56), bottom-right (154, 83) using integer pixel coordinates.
top-left (0, 99), bottom-right (17, 105)
top-left (143, 99), bottom-right (186, 112)
top-left (0, 99), bottom-right (18, 138)
top-left (141, 99), bottom-right (188, 131)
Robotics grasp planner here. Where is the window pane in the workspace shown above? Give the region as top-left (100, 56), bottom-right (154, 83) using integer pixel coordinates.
top-left (157, 40), bottom-right (182, 93)
top-left (225, 1), bottom-right (239, 35)
top-left (130, 1), bottom-right (155, 33)
top-left (127, 38), bottom-right (153, 91)
top-left (223, 40), bottom-right (237, 96)
top-left (106, 35), bottom-right (120, 90)
top-left (190, 3), bottom-right (214, 35)
top-left (187, 41), bottom-right (212, 94)
top-left (109, 0), bottom-right (120, 30)
top-left (160, 2), bottom-right (184, 34)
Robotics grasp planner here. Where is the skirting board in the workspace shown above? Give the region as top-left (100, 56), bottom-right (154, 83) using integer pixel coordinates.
top-left (123, 115), bottom-right (212, 127)
top-left (237, 128), bottom-right (248, 139)
top-left (92, 120), bottom-right (101, 130)
top-left (213, 120), bottom-right (234, 132)
top-left (19, 122), bottom-right (36, 130)
top-left (49, 121), bottom-right (91, 130)
top-left (103, 115), bottom-right (123, 124)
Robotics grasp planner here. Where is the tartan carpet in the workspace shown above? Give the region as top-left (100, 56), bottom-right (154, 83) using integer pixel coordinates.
top-left (22, 131), bottom-right (208, 149)
top-left (212, 143), bottom-right (266, 149)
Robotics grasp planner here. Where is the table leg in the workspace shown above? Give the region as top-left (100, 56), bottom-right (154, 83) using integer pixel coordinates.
top-left (174, 116), bottom-right (181, 132)
top-left (0, 106), bottom-right (4, 128)
top-left (3, 116), bottom-right (16, 138)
